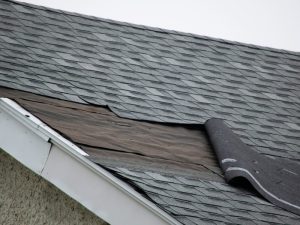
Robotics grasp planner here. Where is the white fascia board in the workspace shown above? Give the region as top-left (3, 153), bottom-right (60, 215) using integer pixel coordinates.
top-left (0, 98), bottom-right (87, 156)
top-left (0, 97), bottom-right (182, 225)
top-left (0, 100), bottom-right (51, 173)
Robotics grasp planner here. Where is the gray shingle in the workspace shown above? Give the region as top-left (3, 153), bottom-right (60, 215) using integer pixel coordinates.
top-left (111, 167), bottom-right (300, 225)
top-left (190, 94), bottom-right (211, 103)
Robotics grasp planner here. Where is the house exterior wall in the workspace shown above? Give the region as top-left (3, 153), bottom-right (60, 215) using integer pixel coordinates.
top-left (0, 149), bottom-right (108, 225)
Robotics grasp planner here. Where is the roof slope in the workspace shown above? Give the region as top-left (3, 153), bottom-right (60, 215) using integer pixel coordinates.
top-left (1, 0), bottom-right (300, 224)
top-left (0, 0), bottom-right (299, 162)
top-left (2, 87), bottom-right (300, 225)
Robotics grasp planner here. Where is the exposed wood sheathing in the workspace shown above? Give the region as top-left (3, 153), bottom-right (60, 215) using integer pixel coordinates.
top-left (0, 87), bottom-right (220, 179)
top-left (0, 149), bottom-right (107, 225)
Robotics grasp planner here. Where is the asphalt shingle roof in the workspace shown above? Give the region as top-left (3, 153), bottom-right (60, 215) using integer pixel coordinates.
top-left (1, 1), bottom-right (299, 161)
top-left (1, 0), bottom-right (300, 224)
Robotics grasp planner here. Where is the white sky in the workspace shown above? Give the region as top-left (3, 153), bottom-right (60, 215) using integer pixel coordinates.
top-left (20, 0), bottom-right (300, 52)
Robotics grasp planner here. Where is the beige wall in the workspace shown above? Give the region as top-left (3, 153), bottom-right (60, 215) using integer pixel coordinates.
top-left (0, 149), bottom-right (108, 225)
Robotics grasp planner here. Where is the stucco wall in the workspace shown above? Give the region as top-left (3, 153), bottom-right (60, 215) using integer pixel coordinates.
top-left (0, 149), bottom-right (108, 225)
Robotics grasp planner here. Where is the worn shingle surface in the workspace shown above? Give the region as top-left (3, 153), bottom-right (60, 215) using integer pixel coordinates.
top-left (1, 0), bottom-right (300, 224)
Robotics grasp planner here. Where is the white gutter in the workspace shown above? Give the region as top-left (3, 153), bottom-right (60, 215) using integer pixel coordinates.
top-left (0, 98), bottom-right (182, 225)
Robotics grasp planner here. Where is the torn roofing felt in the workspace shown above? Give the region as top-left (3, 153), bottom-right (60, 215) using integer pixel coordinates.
top-left (205, 118), bottom-right (300, 216)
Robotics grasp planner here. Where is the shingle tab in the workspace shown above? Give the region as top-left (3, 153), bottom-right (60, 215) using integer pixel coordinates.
top-left (190, 94), bottom-right (211, 103)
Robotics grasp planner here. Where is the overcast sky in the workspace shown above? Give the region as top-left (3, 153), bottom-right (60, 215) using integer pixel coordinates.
top-left (20, 0), bottom-right (300, 52)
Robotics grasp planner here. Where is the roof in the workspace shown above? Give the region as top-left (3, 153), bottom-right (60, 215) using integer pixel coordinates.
top-left (0, 0), bottom-right (300, 224)
top-left (1, 0), bottom-right (299, 161)
top-left (2, 86), bottom-right (299, 225)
